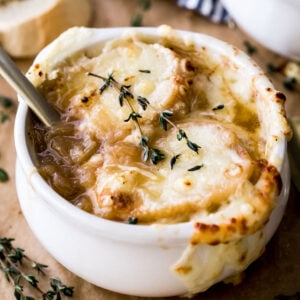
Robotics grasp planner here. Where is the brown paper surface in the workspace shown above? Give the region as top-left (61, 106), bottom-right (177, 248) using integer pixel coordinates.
top-left (1, 1), bottom-right (299, 299)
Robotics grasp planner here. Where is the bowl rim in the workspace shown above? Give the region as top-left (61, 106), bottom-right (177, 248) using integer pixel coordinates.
top-left (14, 26), bottom-right (288, 244)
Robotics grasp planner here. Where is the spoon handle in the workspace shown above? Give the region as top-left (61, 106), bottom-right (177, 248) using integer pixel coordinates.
top-left (0, 47), bottom-right (60, 127)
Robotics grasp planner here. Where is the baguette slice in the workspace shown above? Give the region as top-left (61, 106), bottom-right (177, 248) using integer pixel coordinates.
top-left (0, 0), bottom-right (92, 57)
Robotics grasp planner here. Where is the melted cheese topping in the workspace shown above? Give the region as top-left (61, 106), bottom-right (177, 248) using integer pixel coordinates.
top-left (27, 26), bottom-right (291, 296)
top-left (92, 121), bottom-right (254, 223)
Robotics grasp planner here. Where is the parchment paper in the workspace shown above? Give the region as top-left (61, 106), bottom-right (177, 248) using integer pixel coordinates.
top-left (1, 1), bottom-right (299, 299)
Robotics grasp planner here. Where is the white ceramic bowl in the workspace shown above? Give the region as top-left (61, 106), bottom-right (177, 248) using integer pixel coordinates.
top-left (14, 27), bottom-right (290, 297)
top-left (221, 0), bottom-right (300, 61)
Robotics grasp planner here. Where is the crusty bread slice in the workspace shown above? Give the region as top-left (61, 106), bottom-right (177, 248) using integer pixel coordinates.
top-left (0, 0), bottom-right (92, 57)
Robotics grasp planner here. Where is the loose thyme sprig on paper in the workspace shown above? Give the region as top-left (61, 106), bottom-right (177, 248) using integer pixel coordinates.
top-left (0, 238), bottom-right (74, 300)
top-left (88, 72), bottom-right (201, 168)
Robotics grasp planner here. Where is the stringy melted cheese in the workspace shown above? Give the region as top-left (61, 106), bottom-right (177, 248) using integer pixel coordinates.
top-left (28, 26), bottom-right (291, 296)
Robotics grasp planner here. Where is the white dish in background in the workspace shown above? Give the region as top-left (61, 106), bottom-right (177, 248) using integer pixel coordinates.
top-left (221, 0), bottom-right (300, 61)
top-left (14, 26), bottom-right (291, 297)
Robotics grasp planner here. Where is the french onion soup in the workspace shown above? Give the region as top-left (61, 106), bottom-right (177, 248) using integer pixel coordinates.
top-left (23, 25), bottom-right (292, 295)
top-left (27, 27), bottom-right (291, 228)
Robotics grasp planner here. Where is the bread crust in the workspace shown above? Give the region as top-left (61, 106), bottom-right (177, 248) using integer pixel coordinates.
top-left (0, 0), bottom-right (92, 57)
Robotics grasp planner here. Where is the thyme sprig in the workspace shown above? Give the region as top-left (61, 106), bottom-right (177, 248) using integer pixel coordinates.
top-left (159, 114), bottom-right (201, 154)
top-left (88, 72), bottom-right (165, 165)
top-left (88, 72), bottom-right (201, 168)
top-left (0, 238), bottom-right (74, 300)
top-left (133, 92), bottom-right (201, 155)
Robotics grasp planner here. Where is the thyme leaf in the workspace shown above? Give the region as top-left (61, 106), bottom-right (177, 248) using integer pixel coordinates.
top-left (131, 14), bottom-right (143, 27)
top-left (138, 69), bottom-right (151, 73)
top-left (8, 248), bottom-right (25, 264)
top-left (150, 148), bottom-right (165, 165)
top-left (32, 262), bottom-right (48, 274)
top-left (0, 96), bottom-right (13, 108)
top-left (124, 112), bottom-right (142, 122)
top-left (177, 129), bottom-right (187, 141)
top-left (243, 40), bottom-right (256, 55)
top-left (0, 111), bottom-right (10, 123)
top-left (159, 110), bottom-right (173, 131)
top-left (139, 136), bottom-right (164, 164)
top-left (119, 85), bottom-right (134, 107)
top-left (0, 237), bottom-right (14, 250)
top-left (0, 167), bottom-right (9, 182)
top-left (266, 63), bottom-right (281, 73)
top-left (139, 135), bottom-right (149, 148)
top-left (131, 0), bottom-right (151, 26)
top-left (100, 73), bottom-right (116, 94)
top-left (139, 0), bottom-right (151, 11)
top-left (212, 104), bottom-right (224, 111)
top-left (188, 164), bottom-right (203, 172)
top-left (13, 274), bottom-right (25, 300)
top-left (170, 154), bottom-right (180, 170)
top-left (50, 278), bottom-right (74, 297)
top-left (137, 96), bottom-right (150, 111)
top-left (186, 140), bottom-right (201, 153)
top-left (128, 217), bottom-right (138, 225)
top-left (177, 129), bottom-right (201, 154)
top-left (23, 274), bottom-right (39, 288)
top-left (283, 77), bottom-right (297, 91)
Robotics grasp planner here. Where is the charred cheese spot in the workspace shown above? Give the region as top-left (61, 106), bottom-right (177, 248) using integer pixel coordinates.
top-left (97, 190), bottom-right (139, 220)
top-left (275, 92), bottom-right (286, 102)
top-left (189, 160), bottom-right (282, 245)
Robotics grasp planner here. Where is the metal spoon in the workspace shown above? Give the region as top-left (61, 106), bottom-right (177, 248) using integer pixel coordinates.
top-left (0, 47), bottom-right (60, 127)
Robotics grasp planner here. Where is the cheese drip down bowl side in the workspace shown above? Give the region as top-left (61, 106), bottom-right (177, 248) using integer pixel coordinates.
top-left (14, 26), bottom-right (291, 297)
